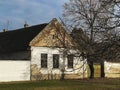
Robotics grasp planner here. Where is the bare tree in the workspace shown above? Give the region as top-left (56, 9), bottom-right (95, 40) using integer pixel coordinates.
top-left (62, 0), bottom-right (120, 78)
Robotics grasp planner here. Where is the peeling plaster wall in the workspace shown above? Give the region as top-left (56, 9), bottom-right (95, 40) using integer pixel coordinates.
top-left (31, 47), bottom-right (88, 80)
top-left (0, 61), bottom-right (30, 82)
top-left (104, 61), bottom-right (120, 78)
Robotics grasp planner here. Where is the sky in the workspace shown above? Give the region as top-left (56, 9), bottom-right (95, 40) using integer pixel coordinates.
top-left (0, 0), bottom-right (69, 31)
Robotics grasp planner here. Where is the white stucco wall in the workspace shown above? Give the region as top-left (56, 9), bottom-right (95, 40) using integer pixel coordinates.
top-left (0, 61), bottom-right (30, 82)
top-left (31, 47), bottom-right (88, 78)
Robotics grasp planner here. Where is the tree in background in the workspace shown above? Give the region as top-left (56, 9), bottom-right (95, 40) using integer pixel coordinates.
top-left (62, 0), bottom-right (120, 78)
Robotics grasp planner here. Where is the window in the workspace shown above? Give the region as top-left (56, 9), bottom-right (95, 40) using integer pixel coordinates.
top-left (67, 55), bottom-right (74, 68)
top-left (41, 54), bottom-right (47, 68)
top-left (53, 54), bottom-right (59, 68)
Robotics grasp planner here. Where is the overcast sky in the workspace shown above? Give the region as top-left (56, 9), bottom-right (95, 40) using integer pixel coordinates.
top-left (0, 0), bottom-right (69, 31)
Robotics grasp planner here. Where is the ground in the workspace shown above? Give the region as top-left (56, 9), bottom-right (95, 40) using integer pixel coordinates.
top-left (0, 79), bottom-right (120, 90)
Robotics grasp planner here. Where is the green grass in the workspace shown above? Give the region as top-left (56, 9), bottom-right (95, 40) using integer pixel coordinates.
top-left (0, 79), bottom-right (120, 90)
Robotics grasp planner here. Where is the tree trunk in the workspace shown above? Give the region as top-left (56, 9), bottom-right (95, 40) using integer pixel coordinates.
top-left (101, 61), bottom-right (105, 78)
top-left (61, 69), bottom-right (65, 80)
top-left (61, 53), bottom-right (66, 80)
top-left (88, 61), bottom-right (94, 79)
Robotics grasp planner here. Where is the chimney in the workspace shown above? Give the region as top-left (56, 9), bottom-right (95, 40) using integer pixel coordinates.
top-left (3, 29), bottom-right (8, 32)
top-left (24, 21), bottom-right (29, 28)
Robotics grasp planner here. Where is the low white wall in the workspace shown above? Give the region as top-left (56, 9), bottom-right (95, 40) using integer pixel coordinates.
top-left (104, 61), bottom-right (120, 78)
top-left (0, 60), bottom-right (30, 82)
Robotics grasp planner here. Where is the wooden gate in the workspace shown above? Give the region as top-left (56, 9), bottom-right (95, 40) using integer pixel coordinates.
top-left (94, 63), bottom-right (101, 78)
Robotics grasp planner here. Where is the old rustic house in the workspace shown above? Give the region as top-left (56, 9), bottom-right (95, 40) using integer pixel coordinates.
top-left (0, 18), bottom-right (88, 82)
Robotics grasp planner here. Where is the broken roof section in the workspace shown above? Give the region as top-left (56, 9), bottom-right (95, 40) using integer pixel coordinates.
top-left (30, 18), bottom-right (76, 49)
top-left (0, 23), bottom-right (47, 53)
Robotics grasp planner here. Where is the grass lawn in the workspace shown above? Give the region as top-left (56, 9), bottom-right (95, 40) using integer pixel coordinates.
top-left (0, 79), bottom-right (120, 90)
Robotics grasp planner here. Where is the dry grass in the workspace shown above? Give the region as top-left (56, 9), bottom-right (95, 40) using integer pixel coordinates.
top-left (87, 64), bottom-right (101, 78)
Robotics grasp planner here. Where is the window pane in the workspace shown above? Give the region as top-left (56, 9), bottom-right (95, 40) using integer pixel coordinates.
top-left (67, 55), bottom-right (73, 68)
top-left (53, 54), bottom-right (59, 68)
top-left (41, 54), bottom-right (47, 68)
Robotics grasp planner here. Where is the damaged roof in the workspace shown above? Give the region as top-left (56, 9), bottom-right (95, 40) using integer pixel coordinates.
top-left (0, 23), bottom-right (47, 53)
